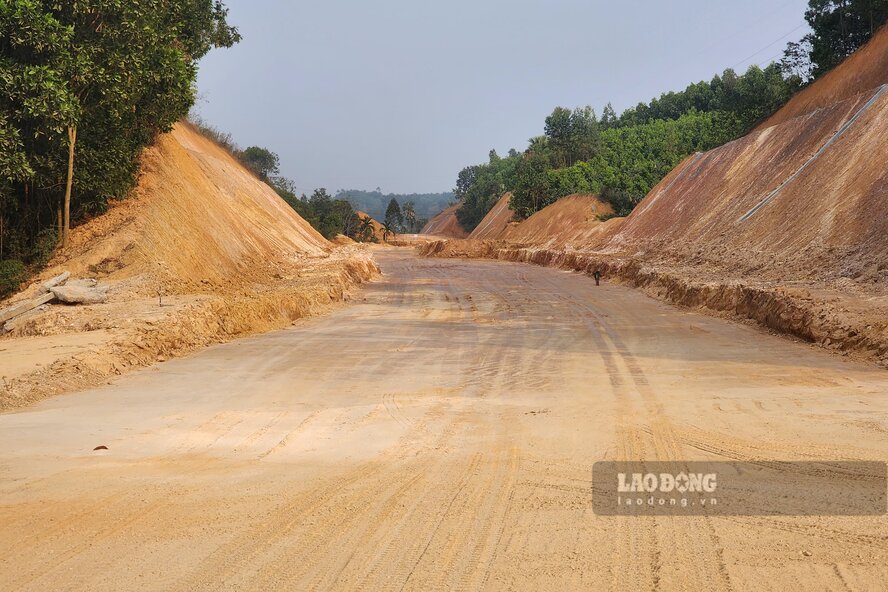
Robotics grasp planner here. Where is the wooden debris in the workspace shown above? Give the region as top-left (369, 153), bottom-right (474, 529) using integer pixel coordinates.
top-left (1, 304), bottom-right (50, 333)
top-left (0, 292), bottom-right (56, 324)
top-left (39, 271), bottom-right (71, 293)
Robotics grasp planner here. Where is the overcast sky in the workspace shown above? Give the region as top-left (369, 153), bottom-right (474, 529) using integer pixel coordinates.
top-left (195, 0), bottom-right (810, 195)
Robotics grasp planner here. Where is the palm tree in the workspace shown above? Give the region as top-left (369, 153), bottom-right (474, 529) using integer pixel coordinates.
top-left (358, 216), bottom-right (376, 243)
top-left (381, 222), bottom-right (395, 242)
top-left (403, 201), bottom-right (416, 232)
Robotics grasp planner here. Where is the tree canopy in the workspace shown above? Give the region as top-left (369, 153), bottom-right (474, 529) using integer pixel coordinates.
top-left (384, 198), bottom-right (403, 230)
top-left (241, 146), bottom-right (280, 180)
top-left (0, 0), bottom-right (239, 294)
top-left (452, 61), bottom-right (789, 228)
top-left (780, 0), bottom-right (888, 82)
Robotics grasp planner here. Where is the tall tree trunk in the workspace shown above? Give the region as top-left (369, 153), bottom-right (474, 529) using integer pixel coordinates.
top-left (63, 125), bottom-right (77, 247)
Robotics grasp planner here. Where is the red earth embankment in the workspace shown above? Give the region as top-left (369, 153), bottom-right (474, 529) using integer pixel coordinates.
top-left (468, 193), bottom-right (515, 239)
top-left (500, 194), bottom-right (617, 247)
top-left (420, 204), bottom-right (469, 238)
top-left (423, 194), bottom-right (621, 257)
top-left (0, 123), bottom-right (378, 410)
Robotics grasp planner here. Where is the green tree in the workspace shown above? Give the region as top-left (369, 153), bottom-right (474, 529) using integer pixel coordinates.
top-left (781, 0), bottom-right (888, 80)
top-left (358, 215), bottom-right (376, 243)
top-left (600, 103), bottom-right (618, 129)
top-left (780, 39), bottom-right (815, 84)
top-left (402, 200), bottom-right (417, 232)
top-left (241, 146), bottom-right (279, 179)
top-left (384, 197), bottom-right (403, 230)
top-left (512, 141), bottom-right (554, 219)
top-left (0, 0), bottom-right (239, 263)
top-left (305, 188), bottom-right (355, 239)
top-left (381, 222), bottom-right (395, 242)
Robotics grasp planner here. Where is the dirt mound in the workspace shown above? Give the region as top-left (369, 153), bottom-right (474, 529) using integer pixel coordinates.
top-left (420, 204), bottom-right (468, 238)
top-left (1, 122), bottom-right (377, 410)
top-left (759, 24), bottom-right (888, 128)
top-left (468, 193), bottom-right (515, 240)
top-left (332, 234), bottom-right (356, 245)
top-left (501, 194), bottom-right (618, 247)
top-left (424, 194), bottom-right (619, 257)
top-left (43, 122), bottom-right (331, 294)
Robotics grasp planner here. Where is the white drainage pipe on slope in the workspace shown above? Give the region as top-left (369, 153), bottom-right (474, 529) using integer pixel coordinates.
top-left (739, 83), bottom-right (888, 222)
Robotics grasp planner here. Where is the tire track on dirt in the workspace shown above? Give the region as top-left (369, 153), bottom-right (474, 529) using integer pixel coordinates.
top-left (538, 272), bottom-right (736, 590)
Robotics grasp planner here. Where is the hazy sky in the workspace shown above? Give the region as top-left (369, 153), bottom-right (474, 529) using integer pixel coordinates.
top-left (195, 0), bottom-right (810, 195)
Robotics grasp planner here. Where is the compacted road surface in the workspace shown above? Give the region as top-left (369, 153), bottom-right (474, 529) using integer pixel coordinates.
top-left (2, 249), bottom-right (887, 591)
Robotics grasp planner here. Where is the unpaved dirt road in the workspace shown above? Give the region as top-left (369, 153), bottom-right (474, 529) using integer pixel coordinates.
top-left (2, 249), bottom-right (887, 591)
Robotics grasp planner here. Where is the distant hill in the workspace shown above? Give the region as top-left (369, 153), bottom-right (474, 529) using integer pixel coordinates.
top-left (336, 189), bottom-right (454, 223)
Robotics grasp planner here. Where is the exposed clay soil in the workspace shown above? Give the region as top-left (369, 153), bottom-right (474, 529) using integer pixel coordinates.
top-left (420, 203), bottom-right (469, 238)
top-left (468, 192), bottom-right (516, 239)
top-left (0, 123), bottom-right (377, 410)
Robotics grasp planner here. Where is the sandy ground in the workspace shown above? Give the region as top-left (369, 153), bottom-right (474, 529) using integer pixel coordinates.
top-left (1, 248), bottom-right (887, 591)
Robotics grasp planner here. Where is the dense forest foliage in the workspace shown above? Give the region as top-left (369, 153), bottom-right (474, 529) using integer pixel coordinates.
top-left (455, 64), bottom-right (790, 227)
top-left (785, 0), bottom-right (888, 79)
top-left (0, 1), bottom-right (239, 296)
top-left (454, 0), bottom-right (888, 229)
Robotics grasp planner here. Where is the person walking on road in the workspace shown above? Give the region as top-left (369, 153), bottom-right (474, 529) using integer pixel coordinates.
top-left (593, 270), bottom-right (602, 286)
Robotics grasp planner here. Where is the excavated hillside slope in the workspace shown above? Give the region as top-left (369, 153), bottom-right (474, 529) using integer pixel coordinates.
top-left (500, 194), bottom-right (616, 247)
top-left (0, 123), bottom-right (377, 410)
top-left (420, 204), bottom-right (469, 238)
top-left (468, 193), bottom-right (514, 240)
top-left (424, 30), bottom-right (888, 364)
top-left (428, 194), bottom-right (620, 258)
top-left (607, 83), bottom-right (888, 283)
top-left (46, 123), bottom-right (333, 292)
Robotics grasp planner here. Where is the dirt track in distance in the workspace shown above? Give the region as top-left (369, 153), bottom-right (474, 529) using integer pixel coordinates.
top-left (2, 248), bottom-right (887, 591)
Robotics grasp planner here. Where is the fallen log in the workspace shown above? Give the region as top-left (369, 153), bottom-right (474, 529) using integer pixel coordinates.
top-left (0, 292), bottom-right (56, 324)
top-left (1, 304), bottom-right (50, 333)
top-left (39, 271), bottom-right (71, 293)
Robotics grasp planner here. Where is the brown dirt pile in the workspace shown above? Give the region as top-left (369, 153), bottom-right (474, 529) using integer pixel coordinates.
top-left (0, 123), bottom-right (378, 410)
top-left (420, 204), bottom-right (469, 238)
top-left (501, 194), bottom-right (618, 246)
